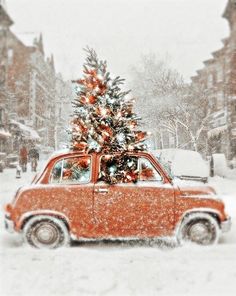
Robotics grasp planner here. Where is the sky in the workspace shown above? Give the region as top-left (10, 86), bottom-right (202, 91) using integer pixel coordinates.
top-left (6, 0), bottom-right (229, 82)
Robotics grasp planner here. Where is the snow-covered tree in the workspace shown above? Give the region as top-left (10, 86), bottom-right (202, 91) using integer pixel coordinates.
top-left (130, 53), bottom-right (211, 153)
top-left (70, 48), bottom-right (149, 183)
top-left (174, 83), bottom-right (211, 153)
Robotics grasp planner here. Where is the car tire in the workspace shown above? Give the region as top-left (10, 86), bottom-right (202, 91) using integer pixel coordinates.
top-left (23, 215), bottom-right (70, 249)
top-left (177, 213), bottom-right (220, 246)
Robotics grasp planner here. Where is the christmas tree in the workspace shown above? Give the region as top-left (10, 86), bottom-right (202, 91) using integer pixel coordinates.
top-left (70, 47), bottom-right (149, 184)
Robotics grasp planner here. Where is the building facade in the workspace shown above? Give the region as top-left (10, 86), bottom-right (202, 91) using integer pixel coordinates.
top-left (0, 2), bottom-right (72, 154)
top-left (191, 0), bottom-right (236, 161)
top-left (0, 2), bottom-right (13, 152)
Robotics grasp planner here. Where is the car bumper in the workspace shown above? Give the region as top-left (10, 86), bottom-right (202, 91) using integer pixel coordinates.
top-left (4, 215), bottom-right (15, 233)
top-left (221, 217), bottom-right (231, 233)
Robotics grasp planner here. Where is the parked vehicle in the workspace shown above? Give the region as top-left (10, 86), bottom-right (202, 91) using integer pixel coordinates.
top-left (154, 149), bottom-right (209, 183)
top-left (6, 154), bottom-right (18, 168)
top-left (0, 152), bottom-right (6, 172)
top-left (210, 153), bottom-right (228, 177)
top-left (5, 150), bottom-right (231, 249)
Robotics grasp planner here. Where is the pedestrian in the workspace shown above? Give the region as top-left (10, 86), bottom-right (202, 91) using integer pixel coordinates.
top-left (28, 145), bottom-right (39, 172)
top-left (19, 145), bottom-right (28, 172)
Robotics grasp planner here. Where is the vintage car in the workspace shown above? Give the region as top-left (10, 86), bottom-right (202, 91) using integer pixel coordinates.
top-left (4, 150), bottom-right (231, 249)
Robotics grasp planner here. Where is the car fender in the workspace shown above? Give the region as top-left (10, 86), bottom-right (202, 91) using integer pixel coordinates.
top-left (175, 207), bottom-right (223, 234)
top-left (17, 210), bottom-right (71, 231)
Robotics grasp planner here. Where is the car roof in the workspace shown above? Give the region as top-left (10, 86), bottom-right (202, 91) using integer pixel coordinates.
top-left (48, 149), bottom-right (153, 162)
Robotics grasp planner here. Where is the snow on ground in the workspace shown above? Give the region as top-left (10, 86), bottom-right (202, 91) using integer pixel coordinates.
top-left (0, 165), bottom-right (236, 296)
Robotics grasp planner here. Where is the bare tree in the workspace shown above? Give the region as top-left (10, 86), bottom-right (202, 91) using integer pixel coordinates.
top-left (130, 53), bottom-right (184, 148)
top-left (174, 84), bottom-right (211, 153)
top-left (130, 54), bottom-right (211, 153)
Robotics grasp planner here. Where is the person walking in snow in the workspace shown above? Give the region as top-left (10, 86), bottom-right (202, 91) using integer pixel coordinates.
top-left (19, 145), bottom-right (28, 172)
top-left (28, 145), bottom-right (39, 172)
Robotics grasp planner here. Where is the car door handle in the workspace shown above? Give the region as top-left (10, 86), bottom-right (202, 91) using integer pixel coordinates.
top-left (95, 188), bottom-right (109, 193)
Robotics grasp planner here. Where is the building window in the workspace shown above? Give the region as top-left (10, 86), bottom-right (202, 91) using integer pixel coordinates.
top-left (207, 73), bottom-right (214, 88)
top-left (217, 66), bottom-right (223, 83)
top-left (0, 65), bottom-right (6, 84)
top-left (8, 49), bottom-right (14, 65)
top-left (210, 97), bottom-right (220, 113)
top-left (217, 92), bottom-right (224, 110)
top-left (0, 109), bottom-right (4, 125)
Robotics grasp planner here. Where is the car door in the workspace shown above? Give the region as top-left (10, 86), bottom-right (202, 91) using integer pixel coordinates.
top-left (94, 154), bottom-right (175, 238)
top-left (49, 155), bottom-right (95, 238)
top-left (134, 157), bottom-right (175, 236)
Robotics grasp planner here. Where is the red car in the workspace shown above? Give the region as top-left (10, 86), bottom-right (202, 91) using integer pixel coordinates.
top-left (5, 150), bottom-right (231, 248)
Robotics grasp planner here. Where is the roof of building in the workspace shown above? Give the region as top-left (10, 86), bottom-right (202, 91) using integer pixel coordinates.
top-left (212, 48), bottom-right (225, 58)
top-left (223, 0), bottom-right (236, 20)
top-left (203, 58), bottom-right (215, 66)
top-left (10, 120), bottom-right (40, 140)
top-left (191, 1), bottom-right (231, 83)
top-left (0, 3), bottom-right (13, 26)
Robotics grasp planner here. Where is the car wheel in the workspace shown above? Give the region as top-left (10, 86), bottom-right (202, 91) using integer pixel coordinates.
top-left (177, 213), bottom-right (220, 246)
top-left (23, 215), bottom-right (70, 249)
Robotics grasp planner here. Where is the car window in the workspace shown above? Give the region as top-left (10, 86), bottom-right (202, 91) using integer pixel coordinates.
top-left (50, 156), bottom-right (91, 184)
top-left (99, 155), bottom-right (163, 184)
top-left (139, 158), bottom-right (162, 182)
top-left (155, 156), bottom-right (174, 180)
top-left (99, 155), bottom-right (138, 184)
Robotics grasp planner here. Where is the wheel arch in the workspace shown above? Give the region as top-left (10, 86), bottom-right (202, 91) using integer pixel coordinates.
top-left (176, 210), bottom-right (221, 245)
top-left (18, 210), bottom-right (71, 231)
top-left (176, 208), bottom-right (222, 231)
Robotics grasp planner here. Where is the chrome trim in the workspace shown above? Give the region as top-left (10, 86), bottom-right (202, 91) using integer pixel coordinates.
top-left (95, 188), bottom-right (109, 193)
top-left (221, 217), bottom-right (231, 233)
top-left (178, 175), bottom-right (208, 183)
top-left (4, 216), bottom-right (15, 233)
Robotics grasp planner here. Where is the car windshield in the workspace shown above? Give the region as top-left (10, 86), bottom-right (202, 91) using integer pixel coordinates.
top-left (153, 154), bottom-right (174, 180)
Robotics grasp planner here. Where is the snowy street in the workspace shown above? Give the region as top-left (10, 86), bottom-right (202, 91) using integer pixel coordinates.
top-left (0, 167), bottom-right (236, 296)
top-left (2, 0), bottom-right (236, 295)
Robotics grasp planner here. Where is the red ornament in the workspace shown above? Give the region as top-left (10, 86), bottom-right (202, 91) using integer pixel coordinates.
top-left (140, 168), bottom-right (155, 180)
top-left (88, 95), bottom-right (97, 104)
top-left (123, 171), bottom-right (138, 183)
top-left (99, 124), bottom-right (113, 140)
top-left (62, 168), bottom-right (72, 179)
top-left (135, 131), bottom-right (148, 142)
top-left (73, 141), bottom-right (87, 151)
top-left (80, 96), bottom-right (87, 105)
top-left (76, 158), bottom-right (90, 168)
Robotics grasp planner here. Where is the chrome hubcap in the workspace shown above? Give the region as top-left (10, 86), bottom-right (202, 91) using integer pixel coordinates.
top-left (188, 222), bottom-right (214, 244)
top-left (34, 223), bottom-right (59, 245)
